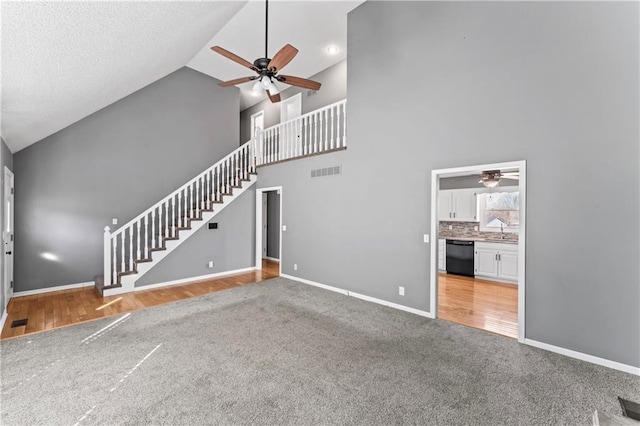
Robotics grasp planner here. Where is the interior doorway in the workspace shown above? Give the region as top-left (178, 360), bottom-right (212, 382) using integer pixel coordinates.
top-left (3, 167), bottom-right (14, 312)
top-left (430, 161), bottom-right (526, 342)
top-left (280, 93), bottom-right (301, 122)
top-left (256, 187), bottom-right (282, 274)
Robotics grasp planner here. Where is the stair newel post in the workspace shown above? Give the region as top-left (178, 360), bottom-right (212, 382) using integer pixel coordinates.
top-left (342, 101), bottom-right (347, 147)
top-left (103, 226), bottom-right (112, 286)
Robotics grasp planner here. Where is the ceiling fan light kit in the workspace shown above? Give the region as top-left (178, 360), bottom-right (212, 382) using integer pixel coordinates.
top-left (211, 0), bottom-right (321, 103)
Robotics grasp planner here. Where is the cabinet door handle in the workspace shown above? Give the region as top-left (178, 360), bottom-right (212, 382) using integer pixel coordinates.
top-left (498, 253), bottom-right (501, 261)
top-left (495, 254), bottom-right (498, 261)
top-left (453, 212), bottom-right (456, 218)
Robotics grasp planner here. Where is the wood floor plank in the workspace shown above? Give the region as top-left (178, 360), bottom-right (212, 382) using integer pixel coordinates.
top-left (437, 273), bottom-right (518, 339)
top-left (1, 260), bottom-right (280, 340)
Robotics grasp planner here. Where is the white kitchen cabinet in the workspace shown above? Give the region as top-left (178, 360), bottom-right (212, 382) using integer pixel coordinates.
top-left (474, 242), bottom-right (518, 284)
top-left (438, 239), bottom-right (446, 271)
top-left (439, 189), bottom-right (477, 222)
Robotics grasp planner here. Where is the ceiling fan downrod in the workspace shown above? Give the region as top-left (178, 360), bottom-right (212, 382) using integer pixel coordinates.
top-left (265, 0), bottom-right (269, 60)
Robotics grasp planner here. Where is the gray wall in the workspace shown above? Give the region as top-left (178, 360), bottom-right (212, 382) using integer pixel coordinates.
top-left (136, 187), bottom-right (255, 286)
top-left (257, 1), bottom-right (639, 368)
top-left (266, 191), bottom-right (280, 259)
top-left (13, 67), bottom-right (241, 291)
top-left (239, 60), bottom-right (347, 144)
top-left (0, 138), bottom-right (14, 319)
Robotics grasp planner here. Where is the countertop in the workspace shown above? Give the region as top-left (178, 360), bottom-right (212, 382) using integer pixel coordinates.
top-left (440, 236), bottom-right (518, 244)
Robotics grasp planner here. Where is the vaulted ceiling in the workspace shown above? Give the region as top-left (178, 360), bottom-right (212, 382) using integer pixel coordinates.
top-left (1, 1), bottom-right (363, 153)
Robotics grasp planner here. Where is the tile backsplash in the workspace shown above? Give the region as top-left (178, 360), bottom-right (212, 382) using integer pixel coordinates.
top-left (439, 221), bottom-right (518, 243)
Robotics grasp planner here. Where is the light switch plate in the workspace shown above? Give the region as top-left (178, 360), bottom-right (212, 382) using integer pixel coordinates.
top-left (423, 234), bottom-right (429, 243)
top-left (112, 218), bottom-right (118, 225)
top-left (282, 225), bottom-right (287, 231)
top-left (399, 286), bottom-right (405, 296)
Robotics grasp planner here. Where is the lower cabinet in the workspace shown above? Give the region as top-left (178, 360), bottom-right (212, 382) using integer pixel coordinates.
top-left (438, 239), bottom-right (446, 271)
top-left (474, 242), bottom-right (518, 283)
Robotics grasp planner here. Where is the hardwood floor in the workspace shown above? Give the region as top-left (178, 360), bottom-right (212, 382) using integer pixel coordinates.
top-left (1, 260), bottom-right (280, 341)
top-left (437, 272), bottom-right (518, 339)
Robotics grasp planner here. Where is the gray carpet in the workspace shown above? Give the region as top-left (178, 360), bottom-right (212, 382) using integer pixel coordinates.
top-left (1, 278), bottom-right (638, 425)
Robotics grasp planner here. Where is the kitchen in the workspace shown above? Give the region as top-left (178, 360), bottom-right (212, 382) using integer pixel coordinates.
top-left (436, 170), bottom-right (521, 339)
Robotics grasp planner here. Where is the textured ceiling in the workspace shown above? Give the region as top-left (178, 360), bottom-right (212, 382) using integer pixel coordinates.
top-left (1, 1), bottom-right (246, 152)
top-left (1, 0), bottom-right (363, 153)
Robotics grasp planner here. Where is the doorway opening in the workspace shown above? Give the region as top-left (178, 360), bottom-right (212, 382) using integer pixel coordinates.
top-left (255, 187), bottom-right (282, 275)
top-left (3, 167), bottom-right (14, 312)
top-left (280, 93), bottom-right (301, 122)
top-left (430, 161), bottom-right (526, 342)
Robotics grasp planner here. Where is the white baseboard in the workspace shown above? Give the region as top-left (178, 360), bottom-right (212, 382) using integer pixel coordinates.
top-left (280, 274), bottom-right (434, 319)
top-left (263, 257), bottom-right (280, 263)
top-left (135, 267), bottom-right (258, 291)
top-left (13, 281), bottom-right (94, 297)
top-left (0, 310), bottom-right (7, 331)
top-left (524, 338), bottom-right (640, 376)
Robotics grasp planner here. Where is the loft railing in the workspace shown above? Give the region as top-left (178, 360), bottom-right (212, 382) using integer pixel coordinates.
top-left (255, 99), bottom-right (346, 166)
top-left (102, 141), bottom-right (255, 287)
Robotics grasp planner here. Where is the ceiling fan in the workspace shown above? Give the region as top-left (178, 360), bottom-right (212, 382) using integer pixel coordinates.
top-left (479, 170), bottom-right (520, 188)
top-left (211, 0), bottom-right (321, 103)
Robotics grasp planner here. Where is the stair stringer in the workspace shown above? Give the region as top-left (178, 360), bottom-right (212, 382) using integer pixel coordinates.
top-left (103, 175), bottom-right (257, 296)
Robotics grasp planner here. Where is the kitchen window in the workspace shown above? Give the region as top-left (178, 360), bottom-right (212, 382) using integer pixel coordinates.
top-left (478, 191), bottom-right (519, 233)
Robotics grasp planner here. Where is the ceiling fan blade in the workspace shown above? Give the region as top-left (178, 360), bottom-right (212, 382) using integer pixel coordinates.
top-left (268, 44), bottom-right (298, 73)
top-left (211, 46), bottom-right (257, 71)
top-left (277, 75), bottom-right (321, 91)
top-left (267, 90), bottom-right (281, 103)
top-left (218, 76), bottom-right (256, 87)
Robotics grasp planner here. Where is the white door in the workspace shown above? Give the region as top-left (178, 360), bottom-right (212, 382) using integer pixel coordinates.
top-left (251, 111), bottom-right (264, 163)
top-left (3, 167), bottom-right (14, 310)
top-left (262, 193), bottom-right (268, 258)
top-left (498, 251), bottom-right (519, 282)
top-left (474, 248), bottom-right (498, 278)
top-left (281, 93), bottom-right (302, 122)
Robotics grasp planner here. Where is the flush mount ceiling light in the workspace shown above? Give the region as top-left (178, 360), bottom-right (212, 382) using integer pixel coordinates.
top-left (211, 0), bottom-right (321, 103)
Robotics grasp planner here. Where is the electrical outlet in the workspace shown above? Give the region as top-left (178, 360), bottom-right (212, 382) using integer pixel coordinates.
top-left (208, 261), bottom-right (214, 268)
top-left (399, 286), bottom-right (405, 296)
top-left (448, 225), bottom-right (453, 230)
top-left (474, 226), bottom-right (478, 231)
top-left (294, 264), bottom-right (298, 271)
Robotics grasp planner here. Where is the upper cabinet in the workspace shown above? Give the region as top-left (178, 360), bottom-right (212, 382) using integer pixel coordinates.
top-left (439, 189), bottom-right (477, 222)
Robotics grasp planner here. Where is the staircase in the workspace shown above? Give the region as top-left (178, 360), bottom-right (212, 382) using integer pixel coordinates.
top-left (95, 99), bottom-right (347, 297)
top-left (95, 141), bottom-right (256, 296)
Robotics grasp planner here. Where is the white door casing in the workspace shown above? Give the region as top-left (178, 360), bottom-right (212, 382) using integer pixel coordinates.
top-left (3, 167), bottom-right (14, 310)
top-left (255, 187), bottom-right (283, 276)
top-left (262, 193), bottom-right (268, 258)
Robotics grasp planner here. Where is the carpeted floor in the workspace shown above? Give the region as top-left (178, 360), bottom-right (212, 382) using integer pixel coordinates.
top-left (1, 277), bottom-right (638, 425)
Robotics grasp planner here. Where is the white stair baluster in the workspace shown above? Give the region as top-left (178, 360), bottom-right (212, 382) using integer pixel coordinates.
top-left (195, 179), bottom-right (200, 218)
top-left (331, 106), bottom-right (335, 149)
top-left (313, 113), bottom-right (318, 153)
top-left (151, 208), bottom-right (156, 249)
top-left (128, 228), bottom-right (133, 270)
top-left (136, 220), bottom-right (141, 259)
top-left (121, 232), bottom-right (125, 272)
top-left (164, 200), bottom-right (171, 238)
top-left (320, 110), bottom-right (324, 152)
top-left (144, 215), bottom-right (149, 258)
top-left (104, 226), bottom-right (111, 286)
top-left (170, 198), bottom-right (175, 238)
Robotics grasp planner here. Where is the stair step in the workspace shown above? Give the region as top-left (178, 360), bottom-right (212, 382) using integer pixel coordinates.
top-left (94, 275), bottom-right (122, 296)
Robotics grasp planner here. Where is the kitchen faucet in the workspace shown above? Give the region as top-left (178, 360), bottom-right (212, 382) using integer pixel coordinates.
top-left (500, 223), bottom-right (506, 239)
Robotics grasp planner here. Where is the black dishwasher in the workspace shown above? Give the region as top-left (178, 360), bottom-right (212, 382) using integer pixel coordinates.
top-left (445, 240), bottom-right (475, 277)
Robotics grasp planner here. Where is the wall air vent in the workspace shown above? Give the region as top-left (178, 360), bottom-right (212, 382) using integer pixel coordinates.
top-left (311, 165), bottom-right (341, 178)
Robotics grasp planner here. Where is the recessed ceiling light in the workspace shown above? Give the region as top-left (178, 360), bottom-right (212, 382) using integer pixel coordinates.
top-left (326, 45), bottom-right (339, 55)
